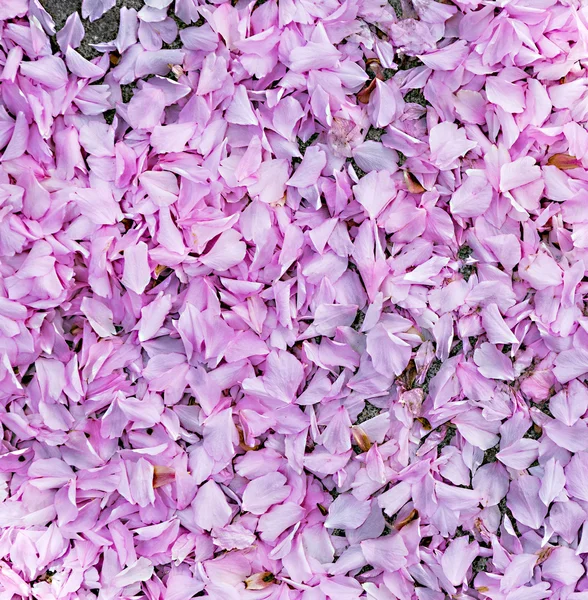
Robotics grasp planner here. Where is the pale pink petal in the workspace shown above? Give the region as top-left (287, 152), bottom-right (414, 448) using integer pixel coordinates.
top-left (287, 146), bottom-right (326, 188)
top-left (481, 303), bottom-right (518, 345)
top-left (248, 159), bottom-right (289, 205)
top-left (325, 495), bottom-right (371, 530)
top-left (111, 557), bottom-right (154, 589)
top-left (368, 79), bottom-right (404, 128)
top-left (542, 547), bottom-right (584, 586)
top-left (81, 297), bottom-right (116, 338)
top-left (554, 348), bottom-right (588, 384)
top-left (65, 47), bottom-right (107, 78)
top-left (226, 84), bottom-right (258, 126)
top-left (499, 157), bottom-right (541, 192)
top-left (473, 342), bottom-right (514, 381)
top-left (507, 475), bottom-right (547, 529)
top-left (497, 439), bottom-right (539, 470)
top-left (366, 322), bottom-right (411, 378)
top-left (441, 536), bottom-right (479, 586)
top-left (200, 229), bottom-right (246, 272)
top-left (429, 122), bottom-right (477, 170)
top-left (419, 40), bottom-right (468, 71)
top-left (122, 242), bottom-right (151, 295)
top-left (20, 56), bottom-right (68, 89)
top-left (151, 123), bottom-right (196, 154)
top-left (242, 472), bottom-right (291, 515)
top-left (56, 11), bottom-right (85, 52)
top-left (486, 77), bottom-right (526, 113)
top-left (193, 480), bottom-right (232, 531)
top-left (360, 535), bottom-right (408, 572)
top-left (450, 170), bottom-right (493, 217)
top-left (353, 170), bottom-right (397, 219)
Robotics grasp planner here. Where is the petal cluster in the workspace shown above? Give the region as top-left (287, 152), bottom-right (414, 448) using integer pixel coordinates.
top-left (0, 0), bottom-right (588, 598)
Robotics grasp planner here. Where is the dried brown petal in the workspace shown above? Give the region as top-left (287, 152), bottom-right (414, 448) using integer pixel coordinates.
top-left (416, 417), bottom-right (432, 431)
top-left (404, 171), bottom-right (425, 193)
top-left (357, 78), bottom-right (377, 104)
top-left (536, 546), bottom-right (555, 565)
top-left (395, 509), bottom-right (419, 529)
top-left (547, 153), bottom-right (581, 170)
top-left (399, 359), bottom-right (418, 389)
top-left (245, 572), bottom-right (276, 590)
top-left (153, 466), bottom-right (175, 489)
top-left (369, 63), bottom-right (386, 81)
top-left (237, 424), bottom-right (259, 451)
top-left (535, 546), bottom-right (555, 565)
top-left (170, 64), bottom-right (185, 78)
top-left (400, 388), bottom-right (424, 416)
top-left (351, 425), bottom-right (372, 452)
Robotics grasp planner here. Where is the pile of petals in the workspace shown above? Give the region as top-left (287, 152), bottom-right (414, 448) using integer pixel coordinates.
top-left (2, 0), bottom-right (588, 597)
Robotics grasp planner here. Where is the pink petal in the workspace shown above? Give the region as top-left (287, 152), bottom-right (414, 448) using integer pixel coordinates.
top-left (360, 535), bottom-right (408, 572)
top-left (368, 79), bottom-right (404, 128)
top-left (473, 342), bottom-right (515, 381)
top-left (507, 475), bottom-right (547, 529)
top-left (497, 439), bottom-right (539, 470)
top-left (127, 86), bottom-right (167, 130)
top-left (122, 242), bottom-right (151, 295)
top-left (542, 547), bottom-right (584, 586)
top-left (325, 495), bottom-right (371, 530)
top-left (20, 56), bottom-right (68, 89)
top-left (241, 472), bottom-right (291, 515)
top-left (65, 47), bottom-right (106, 78)
top-left (486, 77), bottom-right (526, 113)
top-left (481, 303), bottom-right (518, 345)
top-left (441, 536), bottom-right (479, 586)
top-left (429, 122), bottom-right (477, 170)
top-left (287, 146), bottom-right (326, 188)
top-left (450, 170), bottom-right (493, 217)
top-left (353, 170), bottom-right (397, 219)
top-left (554, 348), bottom-right (588, 384)
top-left (366, 322), bottom-right (411, 377)
top-left (499, 157), bottom-right (541, 192)
top-left (226, 84), bottom-right (258, 126)
top-left (200, 229), bottom-right (246, 272)
top-left (248, 159), bottom-right (289, 205)
top-left (419, 40), bottom-right (468, 71)
top-left (193, 480), bottom-right (232, 531)
top-left (82, 0), bottom-right (116, 22)
top-left (151, 123), bottom-right (196, 154)
top-left (56, 11), bottom-right (85, 52)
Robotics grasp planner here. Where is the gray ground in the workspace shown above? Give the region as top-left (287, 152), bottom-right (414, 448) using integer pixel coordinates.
top-left (40, 0), bottom-right (144, 59)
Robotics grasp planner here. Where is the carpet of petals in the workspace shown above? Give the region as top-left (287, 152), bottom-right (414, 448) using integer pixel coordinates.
top-left (1, 0), bottom-right (588, 598)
